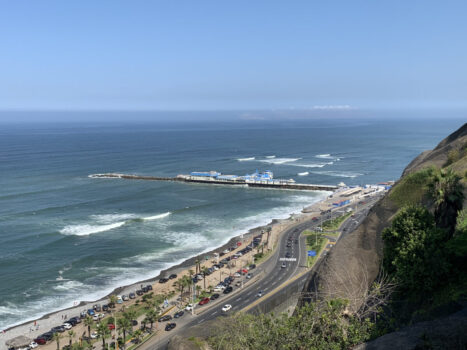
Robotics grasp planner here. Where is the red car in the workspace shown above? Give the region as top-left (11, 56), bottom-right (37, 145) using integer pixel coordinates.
top-left (312, 217), bottom-right (318, 221)
top-left (34, 338), bottom-right (47, 345)
top-left (198, 297), bottom-right (210, 306)
top-left (108, 323), bottom-right (115, 330)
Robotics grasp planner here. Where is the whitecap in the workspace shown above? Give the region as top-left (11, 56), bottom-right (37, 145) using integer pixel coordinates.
top-left (53, 280), bottom-right (85, 292)
top-left (237, 157), bottom-right (255, 161)
top-left (258, 157), bottom-right (301, 164)
top-left (297, 172), bottom-right (309, 176)
top-left (265, 155), bottom-right (276, 159)
top-left (60, 221), bottom-right (126, 236)
top-left (142, 212), bottom-right (171, 221)
top-left (310, 171), bottom-right (363, 178)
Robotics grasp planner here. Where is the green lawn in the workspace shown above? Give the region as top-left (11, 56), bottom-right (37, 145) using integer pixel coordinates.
top-left (321, 212), bottom-right (352, 231)
top-left (303, 230), bottom-right (327, 267)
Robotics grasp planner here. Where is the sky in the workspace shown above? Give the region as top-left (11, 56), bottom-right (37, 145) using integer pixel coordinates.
top-left (0, 0), bottom-right (466, 113)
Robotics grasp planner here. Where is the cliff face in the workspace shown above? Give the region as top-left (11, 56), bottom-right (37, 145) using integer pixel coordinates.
top-left (306, 123), bottom-right (467, 313)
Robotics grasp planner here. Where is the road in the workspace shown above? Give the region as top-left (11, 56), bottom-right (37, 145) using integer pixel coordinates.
top-left (140, 191), bottom-right (384, 350)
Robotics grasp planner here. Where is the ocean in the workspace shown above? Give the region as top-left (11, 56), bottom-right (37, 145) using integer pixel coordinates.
top-left (0, 114), bottom-right (463, 329)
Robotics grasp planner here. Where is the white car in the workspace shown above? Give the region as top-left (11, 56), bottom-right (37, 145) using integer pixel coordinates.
top-left (257, 290), bottom-right (263, 297)
top-left (212, 265), bottom-right (219, 271)
top-left (185, 303), bottom-right (194, 311)
top-left (246, 273), bottom-right (252, 279)
top-left (90, 331), bottom-right (98, 339)
top-left (222, 304), bottom-right (232, 312)
top-left (98, 313), bottom-right (106, 319)
top-left (29, 342), bottom-right (38, 349)
top-left (117, 295), bottom-right (123, 304)
top-left (63, 323), bottom-right (72, 330)
top-left (234, 272), bottom-right (241, 278)
top-left (92, 314), bottom-right (99, 321)
top-left (214, 286), bottom-right (225, 292)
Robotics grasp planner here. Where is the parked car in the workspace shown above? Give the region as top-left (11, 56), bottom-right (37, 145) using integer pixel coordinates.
top-left (33, 338), bottom-right (47, 345)
top-left (281, 262), bottom-right (287, 268)
top-left (257, 290), bottom-right (263, 297)
top-left (87, 309), bottom-right (95, 316)
top-left (136, 290), bottom-right (144, 296)
top-left (129, 292), bottom-right (136, 299)
top-left (198, 297), bottom-right (210, 306)
top-left (117, 296), bottom-right (123, 304)
top-left (222, 304), bottom-right (232, 312)
top-left (102, 304), bottom-right (109, 312)
top-left (29, 342), bottom-right (38, 349)
top-left (223, 286), bottom-right (233, 294)
top-left (146, 284), bottom-right (153, 290)
top-left (185, 304), bottom-right (194, 311)
top-left (169, 274), bottom-right (177, 279)
top-left (165, 323), bottom-right (176, 331)
top-left (51, 326), bottom-right (65, 333)
top-left (246, 273), bottom-right (252, 279)
top-left (159, 278), bottom-right (169, 284)
top-left (108, 324), bottom-right (115, 330)
top-left (141, 286), bottom-right (148, 293)
top-left (174, 311), bottom-right (184, 318)
top-left (158, 315), bottom-right (172, 322)
top-left (234, 272), bottom-right (241, 278)
top-left (132, 320), bottom-right (138, 326)
top-left (122, 295), bottom-right (129, 301)
top-left (66, 319), bottom-right (77, 326)
top-left (93, 304), bottom-right (101, 312)
top-left (92, 314), bottom-right (99, 321)
top-left (214, 285), bottom-right (226, 292)
top-left (210, 293), bottom-right (220, 300)
top-left (90, 331), bottom-right (98, 339)
top-left (249, 264), bottom-right (256, 269)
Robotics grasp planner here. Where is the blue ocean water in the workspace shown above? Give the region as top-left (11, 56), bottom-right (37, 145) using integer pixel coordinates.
top-left (0, 115), bottom-right (463, 329)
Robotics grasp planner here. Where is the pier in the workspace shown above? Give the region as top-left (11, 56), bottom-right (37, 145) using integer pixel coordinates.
top-left (89, 173), bottom-right (338, 191)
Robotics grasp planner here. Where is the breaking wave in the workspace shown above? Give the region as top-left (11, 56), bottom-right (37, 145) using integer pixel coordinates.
top-left (237, 157), bottom-right (255, 161)
top-left (297, 172), bottom-right (309, 176)
top-left (60, 212), bottom-right (172, 236)
top-left (310, 171), bottom-right (363, 178)
top-left (258, 157), bottom-right (301, 164)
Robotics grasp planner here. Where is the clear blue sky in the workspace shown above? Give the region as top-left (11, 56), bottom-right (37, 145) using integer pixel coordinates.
top-left (0, 0), bottom-right (466, 111)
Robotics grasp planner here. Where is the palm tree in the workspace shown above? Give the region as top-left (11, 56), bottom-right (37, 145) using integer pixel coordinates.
top-left (145, 309), bottom-right (158, 330)
top-left (124, 307), bottom-right (138, 327)
top-left (194, 258), bottom-right (200, 274)
top-left (201, 266), bottom-right (209, 290)
top-left (83, 315), bottom-right (93, 339)
top-left (67, 330), bottom-right (75, 347)
top-left (429, 167), bottom-right (464, 236)
top-left (109, 295), bottom-right (118, 308)
top-left (195, 285), bottom-right (202, 298)
top-left (96, 322), bottom-right (110, 349)
top-left (133, 329), bottom-right (143, 343)
top-left (117, 317), bottom-right (131, 345)
top-left (266, 226), bottom-right (272, 247)
top-left (52, 332), bottom-right (62, 350)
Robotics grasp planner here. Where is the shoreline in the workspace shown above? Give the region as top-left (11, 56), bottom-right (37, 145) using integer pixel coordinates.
top-left (0, 190), bottom-right (331, 341)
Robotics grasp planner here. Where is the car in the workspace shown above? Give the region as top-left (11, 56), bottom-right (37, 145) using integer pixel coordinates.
top-left (108, 324), bottom-right (115, 330)
top-left (141, 286), bottom-right (148, 293)
top-left (146, 284), bottom-right (153, 290)
top-left (223, 286), bottom-right (233, 294)
top-left (136, 290), bottom-right (144, 296)
top-left (312, 217), bottom-right (319, 221)
top-left (159, 278), bottom-right (169, 284)
top-left (210, 293), bottom-right (220, 300)
top-left (196, 274), bottom-right (204, 279)
top-left (214, 285), bottom-right (226, 292)
top-left (71, 316), bottom-right (81, 324)
top-left (93, 304), bottom-right (101, 312)
top-left (41, 332), bottom-right (54, 341)
top-left (51, 326), bottom-right (66, 333)
top-left (87, 309), bottom-right (95, 316)
top-left (169, 274), bottom-right (177, 279)
top-left (281, 262), bottom-right (287, 268)
top-left (92, 314), bottom-right (99, 321)
top-left (295, 239), bottom-right (298, 244)
top-left (132, 320), bottom-right (138, 326)
top-left (234, 272), bottom-right (241, 278)
top-left (285, 252), bottom-right (291, 258)
top-left (33, 337), bottom-right (47, 345)
top-left (185, 303), bottom-right (194, 311)
top-left (212, 265), bottom-right (219, 271)
top-left (249, 264), bottom-right (256, 269)
top-left (129, 293), bottom-right (136, 299)
top-left (63, 322), bottom-right (72, 330)
top-left (286, 243), bottom-right (291, 248)
top-left (235, 281), bottom-right (241, 287)
top-left (90, 331), bottom-right (98, 339)
top-left (102, 304), bottom-right (109, 311)
top-left (174, 310), bottom-right (184, 318)
top-left (66, 319), bottom-right (77, 326)
top-left (122, 294), bottom-right (129, 301)
top-left (246, 273), bottom-right (252, 279)
top-left (199, 297), bottom-right (210, 306)
top-left (29, 342), bottom-right (39, 349)
top-left (117, 296), bottom-right (123, 304)
top-left (165, 323), bottom-right (176, 331)
top-left (221, 304), bottom-right (232, 312)
top-left (257, 290), bottom-right (263, 297)
top-left (158, 315), bottom-right (172, 322)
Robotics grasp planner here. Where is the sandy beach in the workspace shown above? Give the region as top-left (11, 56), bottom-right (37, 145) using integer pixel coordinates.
top-left (1, 185), bottom-right (380, 350)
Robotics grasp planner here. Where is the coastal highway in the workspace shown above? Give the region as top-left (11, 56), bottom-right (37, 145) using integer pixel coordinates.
top-left (140, 192), bottom-right (383, 350)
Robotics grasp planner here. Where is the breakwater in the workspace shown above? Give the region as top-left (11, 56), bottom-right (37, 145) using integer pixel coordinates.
top-left (89, 173), bottom-right (338, 191)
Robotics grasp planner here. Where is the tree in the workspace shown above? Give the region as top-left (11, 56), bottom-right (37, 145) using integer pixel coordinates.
top-left (145, 309), bottom-right (158, 330)
top-left (109, 295), bottom-right (118, 308)
top-left (201, 266), bottom-right (210, 290)
top-left (124, 307), bottom-right (138, 327)
top-left (194, 258), bottom-right (200, 275)
top-left (117, 317), bottom-right (131, 344)
top-left (83, 315), bottom-right (93, 339)
top-left (429, 167), bottom-right (464, 236)
top-left (266, 226), bottom-right (272, 247)
top-left (133, 329), bottom-right (143, 343)
top-left (195, 285), bottom-right (202, 298)
top-left (52, 332), bottom-right (62, 350)
top-left (67, 330), bottom-right (75, 347)
top-left (96, 322), bottom-right (110, 349)
top-left (382, 205), bottom-right (450, 293)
